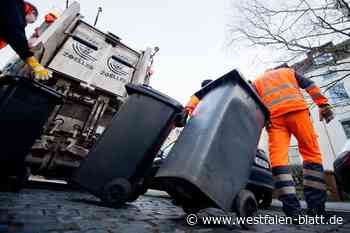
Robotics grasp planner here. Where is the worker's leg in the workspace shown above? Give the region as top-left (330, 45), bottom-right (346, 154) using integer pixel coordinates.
top-left (286, 110), bottom-right (327, 212)
top-left (268, 116), bottom-right (301, 216)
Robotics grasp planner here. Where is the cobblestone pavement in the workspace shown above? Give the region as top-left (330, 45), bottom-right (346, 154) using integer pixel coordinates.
top-left (0, 187), bottom-right (350, 233)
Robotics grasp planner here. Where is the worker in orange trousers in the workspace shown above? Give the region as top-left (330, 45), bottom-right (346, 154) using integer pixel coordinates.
top-left (253, 64), bottom-right (334, 218)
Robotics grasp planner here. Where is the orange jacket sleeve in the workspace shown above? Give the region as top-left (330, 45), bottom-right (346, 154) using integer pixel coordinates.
top-left (305, 84), bottom-right (328, 106)
top-left (295, 72), bottom-right (328, 106)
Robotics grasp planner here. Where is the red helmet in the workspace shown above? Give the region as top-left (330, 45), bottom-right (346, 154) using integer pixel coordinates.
top-left (24, 1), bottom-right (39, 17)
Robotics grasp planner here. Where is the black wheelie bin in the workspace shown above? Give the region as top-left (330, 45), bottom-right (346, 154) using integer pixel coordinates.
top-left (153, 69), bottom-right (269, 229)
top-left (0, 76), bottom-right (63, 190)
top-left (146, 147), bottom-right (273, 210)
top-left (72, 84), bottom-right (184, 205)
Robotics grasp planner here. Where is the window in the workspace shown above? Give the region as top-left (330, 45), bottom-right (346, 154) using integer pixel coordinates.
top-left (341, 120), bottom-right (350, 138)
top-left (322, 70), bottom-right (336, 81)
top-left (312, 52), bottom-right (334, 65)
top-left (328, 82), bottom-right (350, 104)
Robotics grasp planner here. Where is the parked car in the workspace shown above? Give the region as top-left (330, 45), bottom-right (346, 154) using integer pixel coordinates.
top-left (334, 139), bottom-right (350, 199)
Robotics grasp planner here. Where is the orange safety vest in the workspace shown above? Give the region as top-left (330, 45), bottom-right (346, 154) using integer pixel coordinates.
top-left (253, 68), bottom-right (309, 118)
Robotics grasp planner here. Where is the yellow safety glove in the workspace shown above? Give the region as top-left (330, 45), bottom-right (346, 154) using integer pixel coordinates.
top-left (25, 56), bottom-right (52, 81)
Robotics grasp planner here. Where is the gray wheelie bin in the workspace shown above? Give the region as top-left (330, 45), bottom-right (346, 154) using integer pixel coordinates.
top-left (153, 70), bottom-right (269, 227)
top-left (0, 76), bottom-right (63, 190)
top-left (72, 84), bottom-right (184, 204)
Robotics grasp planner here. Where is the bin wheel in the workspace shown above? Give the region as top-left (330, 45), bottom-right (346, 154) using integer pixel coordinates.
top-left (102, 178), bottom-right (131, 204)
top-left (126, 183), bottom-right (148, 202)
top-left (258, 191), bottom-right (272, 210)
top-left (11, 166), bottom-right (31, 192)
top-left (233, 189), bottom-right (258, 230)
top-left (171, 199), bottom-right (182, 206)
top-left (126, 190), bottom-right (141, 203)
top-left (139, 184), bottom-right (148, 196)
top-left (182, 202), bottom-right (201, 214)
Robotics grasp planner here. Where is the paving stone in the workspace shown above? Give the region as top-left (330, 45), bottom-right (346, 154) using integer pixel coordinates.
top-left (0, 188), bottom-right (349, 233)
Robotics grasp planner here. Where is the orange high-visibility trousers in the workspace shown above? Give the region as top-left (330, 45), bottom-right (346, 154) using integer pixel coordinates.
top-left (267, 109), bottom-right (323, 167)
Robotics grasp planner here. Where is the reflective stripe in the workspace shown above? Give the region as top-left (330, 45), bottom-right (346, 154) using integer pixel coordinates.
top-left (275, 186), bottom-right (296, 196)
top-left (266, 94), bottom-right (304, 108)
top-left (262, 83), bottom-right (296, 98)
top-left (304, 180), bottom-right (326, 190)
top-left (273, 174), bottom-right (294, 182)
top-left (303, 169), bottom-right (324, 179)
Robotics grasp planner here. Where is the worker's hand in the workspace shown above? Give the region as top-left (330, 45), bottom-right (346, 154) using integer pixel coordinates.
top-left (319, 104), bottom-right (334, 124)
top-left (25, 56), bottom-right (52, 81)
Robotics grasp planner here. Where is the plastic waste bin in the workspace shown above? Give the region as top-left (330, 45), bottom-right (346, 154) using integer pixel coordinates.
top-left (153, 69), bottom-right (269, 225)
top-left (146, 147), bottom-right (273, 210)
top-left (0, 76), bottom-right (63, 184)
top-left (72, 84), bottom-right (184, 204)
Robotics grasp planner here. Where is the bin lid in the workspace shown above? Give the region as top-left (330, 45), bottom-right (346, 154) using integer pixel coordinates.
top-left (125, 84), bottom-right (183, 112)
top-left (194, 69), bottom-right (269, 120)
top-left (0, 76), bottom-right (64, 104)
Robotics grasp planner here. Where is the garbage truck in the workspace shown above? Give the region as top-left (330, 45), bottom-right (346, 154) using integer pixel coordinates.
top-left (1, 1), bottom-right (158, 187)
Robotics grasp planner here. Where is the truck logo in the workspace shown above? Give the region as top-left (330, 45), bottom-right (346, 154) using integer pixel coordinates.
top-left (107, 57), bottom-right (128, 76)
top-left (72, 41), bottom-right (97, 62)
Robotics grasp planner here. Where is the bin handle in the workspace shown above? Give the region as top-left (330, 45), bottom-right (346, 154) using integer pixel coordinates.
top-left (0, 76), bottom-right (64, 102)
top-left (66, 33), bottom-right (98, 51)
top-left (111, 55), bottom-right (135, 69)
